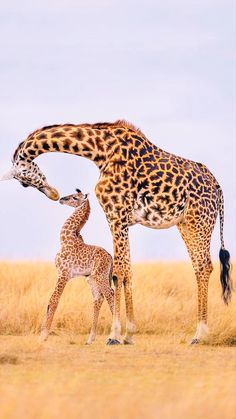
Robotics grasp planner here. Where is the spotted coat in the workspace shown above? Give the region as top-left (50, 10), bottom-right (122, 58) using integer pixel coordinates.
top-left (10, 120), bottom-right (232, 344)
top-left (40, 190), bottom-right (114, 344)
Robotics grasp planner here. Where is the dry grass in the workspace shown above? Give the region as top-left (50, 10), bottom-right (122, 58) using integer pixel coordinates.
top-left (0, 261), bottom-right (235, 419)
top-left (0, 261), bottom-right (235, 344)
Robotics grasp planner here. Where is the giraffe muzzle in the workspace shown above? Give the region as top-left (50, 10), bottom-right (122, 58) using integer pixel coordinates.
top-left (39, 186), bottom-right (60, 201)
top-left (59, 197), bottom-right (69, 204)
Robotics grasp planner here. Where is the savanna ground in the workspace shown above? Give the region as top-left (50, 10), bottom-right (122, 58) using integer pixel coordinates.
top-left (0, 262), bottom-right (235, 419)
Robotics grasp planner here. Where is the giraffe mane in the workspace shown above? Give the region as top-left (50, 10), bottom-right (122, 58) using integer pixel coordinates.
top-left (113, 119), bottom-right (145, 136)
top-left (12, 141), bottom-right (24, 162)
top-left (27, 120), bottom-right (145, 138)
top-left (12, 120), bottom-right (146, 161)
top-left (90, 120), bottom-right (146, 137)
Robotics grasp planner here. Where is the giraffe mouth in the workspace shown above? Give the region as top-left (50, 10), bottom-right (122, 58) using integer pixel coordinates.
top-left (39, 186), bottom-right (60, 201)
top-left (59, 197), bottom-right (69, 204)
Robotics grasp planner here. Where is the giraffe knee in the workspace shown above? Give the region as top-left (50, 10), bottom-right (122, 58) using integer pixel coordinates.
top-left (94, 293), bottom-right (104, 304)
top-left (194, 257), bottom-right (213, 278)
top-left (203, 259), bottom-right (213, 276)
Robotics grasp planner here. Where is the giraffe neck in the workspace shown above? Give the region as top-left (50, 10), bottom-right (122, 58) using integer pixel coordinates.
top-left (13, 124), bottom-right (118, 170)
top-left (60, 200), bottom-right (90, 244)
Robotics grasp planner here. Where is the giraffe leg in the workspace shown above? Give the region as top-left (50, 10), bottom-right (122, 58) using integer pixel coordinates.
top-left (123, 282), bottom-right (136, 344)
top-left (122, 238), bottom-right (136, 344)
top-left (178, 219), bottom-right (215, 344)
top-left (100, 282), bottom-right (114, 314)
top-left (107, 223), bottom-right (135, 345)
top-left (40, 274), bottom-right (68, 341)
top-left (91, 259), bottom-right (114, 314)
top-left (107, 278), bottom-right (123, 344)
top-left (191, 258), bottom-right (213, 344)
top-left (86, 277), bottom-right (104, 344)
top-left (123, 271), bottom-right (136, 344)
top-left (87, 257), bottom-right (114, 344)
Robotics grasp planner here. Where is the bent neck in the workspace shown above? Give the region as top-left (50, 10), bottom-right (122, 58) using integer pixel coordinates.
top-left (13, 123), bottom-right (119, 171)
top-left (60, 200), bottom-right (90, 243)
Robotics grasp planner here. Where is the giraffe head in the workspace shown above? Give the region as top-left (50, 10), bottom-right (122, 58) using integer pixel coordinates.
top-left (59, 189), bottom-right (89, 208)
top-left (0, 161), bottom-right (60, 201)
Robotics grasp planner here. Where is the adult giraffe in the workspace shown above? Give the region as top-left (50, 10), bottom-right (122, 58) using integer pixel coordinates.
top-left (1, 120), bottom-right (232, 344)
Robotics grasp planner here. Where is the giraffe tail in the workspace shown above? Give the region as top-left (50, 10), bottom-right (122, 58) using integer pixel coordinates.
top-left (218, 187), bottom-right (233, 304)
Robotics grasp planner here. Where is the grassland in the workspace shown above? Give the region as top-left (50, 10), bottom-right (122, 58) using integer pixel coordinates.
top-left (0, 261), bottom-right (235, 419)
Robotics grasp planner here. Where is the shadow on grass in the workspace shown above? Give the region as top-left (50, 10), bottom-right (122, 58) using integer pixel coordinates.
top-left (202, 336), bottom-right (236, 347)
top-left (0, 354), bottom-right (19, 365)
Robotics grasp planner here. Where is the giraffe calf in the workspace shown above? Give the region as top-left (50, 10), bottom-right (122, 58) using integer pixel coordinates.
top-left (40, 189), bottom-right (114, 344)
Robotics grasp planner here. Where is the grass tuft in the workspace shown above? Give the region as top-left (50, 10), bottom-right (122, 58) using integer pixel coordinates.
top-left (0, 261), bottom-right (235, 343)
top-left (0, 261), bottom-right (235, 419)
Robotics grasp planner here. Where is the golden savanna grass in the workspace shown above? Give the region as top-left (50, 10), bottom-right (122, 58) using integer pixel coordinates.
top-left (0, 261), bottom-right (235, 419)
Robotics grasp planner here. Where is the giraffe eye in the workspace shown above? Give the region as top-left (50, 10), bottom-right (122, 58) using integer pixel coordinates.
top-left (73, 197), bottom-right (78, 200)
top-left (21, 182), bottom-right (29, 188)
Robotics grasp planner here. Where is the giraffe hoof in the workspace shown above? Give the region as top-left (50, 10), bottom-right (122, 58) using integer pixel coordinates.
top-left (106, 338), bottom-right (121, 345)
top-left (39, 330), bottom-right (49, 342)
top-left (190, 338), bottom-right (200, 345)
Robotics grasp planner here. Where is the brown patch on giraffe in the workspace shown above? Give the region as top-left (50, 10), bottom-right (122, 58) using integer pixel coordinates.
top-left (51, 132), bottom-right (65, 138)
top-left (37, 133), bottom-right (47, 140)
top-left (53, 141), bottom-right (60, 151)
top-left (70, 129), bottom-right (84, 141)
top-left (72, 144), bottom-right (79, 153)
top-left (87, 129), bottom-right (94, 136)
top-left (63, 139), bottom-right (72, 150)
top-left (87, 137), bottom-right (95, 148)
top-left (42, 142), bottom-right (50, 151)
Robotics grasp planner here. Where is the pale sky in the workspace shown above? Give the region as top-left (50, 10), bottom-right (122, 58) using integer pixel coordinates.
top-left (0, 0), bottom-right (235, 261)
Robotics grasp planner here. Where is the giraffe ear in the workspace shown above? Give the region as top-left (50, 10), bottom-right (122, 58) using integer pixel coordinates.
top-left (0, 166), bottom-right (16, 181)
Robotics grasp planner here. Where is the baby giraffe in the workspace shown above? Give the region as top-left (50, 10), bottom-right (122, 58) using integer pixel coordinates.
top-left (40, 189), bottom-right (114, 344)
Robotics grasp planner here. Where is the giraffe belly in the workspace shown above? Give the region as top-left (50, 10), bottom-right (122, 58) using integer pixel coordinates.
top-left (135, 212), bottom-right (184, 229)
top-left (70, 266), bottom-right (91, 278)
top-left (130, 210), bottom-right (184, 229)
top-left (130, 201), bottom-right (186, 230)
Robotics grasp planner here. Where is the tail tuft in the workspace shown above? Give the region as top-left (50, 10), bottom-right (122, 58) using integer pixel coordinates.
top-left (219, 248), bottom-right (232, 304)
